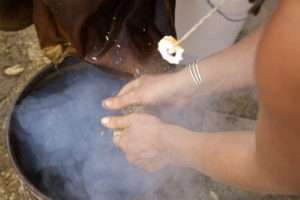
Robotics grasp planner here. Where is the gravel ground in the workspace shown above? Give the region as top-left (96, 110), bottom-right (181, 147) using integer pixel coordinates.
top-left (0, 26), bottom-right (50, 200)
top-left (1, 1), bottom-right (299, 200)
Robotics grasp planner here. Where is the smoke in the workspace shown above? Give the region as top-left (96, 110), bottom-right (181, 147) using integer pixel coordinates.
top-left (13, 59), bottom-right (257, 200)
top-left (14, 62), bottom-right (158, 200)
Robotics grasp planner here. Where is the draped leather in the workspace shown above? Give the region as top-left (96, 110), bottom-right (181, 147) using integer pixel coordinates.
top-left (0, 0), bottom-right (265, 74)
top-left (32, 0), bottom-right (177, 74)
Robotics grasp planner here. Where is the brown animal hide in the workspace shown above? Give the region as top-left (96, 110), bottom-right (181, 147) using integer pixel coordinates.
top-left (0, 0), bottom-right (266, 74)
top-left (33, 0), bottom-right (177, 75)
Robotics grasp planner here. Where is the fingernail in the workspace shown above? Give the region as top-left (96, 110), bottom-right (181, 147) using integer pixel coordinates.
top-left (101, 117), bottom-right (110, 124)
top-left (102, 99), bottom-right (113, 108)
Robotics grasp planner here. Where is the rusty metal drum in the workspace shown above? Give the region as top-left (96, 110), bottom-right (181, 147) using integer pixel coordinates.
top-left (6, 57), bottom-right (157, 200)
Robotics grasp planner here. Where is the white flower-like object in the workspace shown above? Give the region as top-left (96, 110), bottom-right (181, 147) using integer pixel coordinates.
top-left (158, 36), bottom-right (184, 64)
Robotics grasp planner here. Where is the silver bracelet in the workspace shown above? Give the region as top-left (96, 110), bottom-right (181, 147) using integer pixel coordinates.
top-left (188, 60), bottom-right (203, 85)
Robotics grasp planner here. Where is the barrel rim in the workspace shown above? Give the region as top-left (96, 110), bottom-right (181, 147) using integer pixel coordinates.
top-left (6, 61), bottom-right (55, 200)
top-left (6, 56), bottom-right (134, 199)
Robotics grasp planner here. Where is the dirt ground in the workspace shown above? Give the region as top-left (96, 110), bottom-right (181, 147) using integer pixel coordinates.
top-left (0, 26), bottom-right (50, 200)
top-left (0, 0), bottom-right (300, 200)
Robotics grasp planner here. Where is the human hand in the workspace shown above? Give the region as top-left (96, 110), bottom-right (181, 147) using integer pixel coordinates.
top-left (101, 113), bottom-right (175, 172)
top-left (102, 71), bottom-right (196, 112)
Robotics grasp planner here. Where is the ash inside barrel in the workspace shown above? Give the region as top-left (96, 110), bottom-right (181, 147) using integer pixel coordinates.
top-left (14, 62), bottom-right (157, 200)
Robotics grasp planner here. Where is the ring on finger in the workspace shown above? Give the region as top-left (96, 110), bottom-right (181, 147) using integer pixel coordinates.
top-left (113, 130), bottom-right (122, 138)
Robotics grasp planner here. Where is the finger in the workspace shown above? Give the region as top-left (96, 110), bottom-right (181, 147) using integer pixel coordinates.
top-left (101, 115), bottom-right (131, 130)
top-left (102, 90), bottom-right (142, 110)
top-left (118, 78), bottom-right (143, 96)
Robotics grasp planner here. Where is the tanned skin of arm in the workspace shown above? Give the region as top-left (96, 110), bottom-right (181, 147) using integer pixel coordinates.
top-left (255, 0), bottom-right (300, 193)
top-left (164, 0), bottom-right (300, 194)
top-left (102, 0), bottom-right (300, 194)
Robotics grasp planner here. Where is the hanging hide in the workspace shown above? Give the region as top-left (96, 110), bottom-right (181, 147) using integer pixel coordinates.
top-left (32, 0), bottom-right (177, 75)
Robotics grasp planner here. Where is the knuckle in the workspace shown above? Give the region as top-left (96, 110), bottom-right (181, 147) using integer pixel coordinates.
top-left (115, 95), bottom-right (127, 108)
top-left (122, 92), bottom-right (137, 106)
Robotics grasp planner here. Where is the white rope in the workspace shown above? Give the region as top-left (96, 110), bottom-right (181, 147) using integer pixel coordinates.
top-left (176, 0), bottom-right (229, 45)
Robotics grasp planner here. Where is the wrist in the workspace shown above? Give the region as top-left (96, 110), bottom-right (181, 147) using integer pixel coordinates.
top-left (160, 125), bottom-right (180, 166)
top-left (173, 66), bottom-right (199, 94)
top-left (180, 58), bottom-right (223, 95)
top-left (161, 124), bottom-right (195, 166)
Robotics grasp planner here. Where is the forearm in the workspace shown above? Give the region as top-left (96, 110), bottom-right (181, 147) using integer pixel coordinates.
top-left (175, 25), bottom-right (264, 94)
top-left (163, 127), bottom-right (300, 194)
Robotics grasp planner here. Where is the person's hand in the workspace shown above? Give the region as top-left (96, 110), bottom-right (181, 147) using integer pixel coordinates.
top-left (102, 71), bottom-right (196, 111)
top-left (101, 113), bottom-right (175, 172)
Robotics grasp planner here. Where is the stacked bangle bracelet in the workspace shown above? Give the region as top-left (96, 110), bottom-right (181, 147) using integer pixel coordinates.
top-left (188, 60), bottom-right (203, 85)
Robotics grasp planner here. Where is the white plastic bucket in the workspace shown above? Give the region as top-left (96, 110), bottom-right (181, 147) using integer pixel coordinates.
top-left (175, 0), bottom-right (253, 63)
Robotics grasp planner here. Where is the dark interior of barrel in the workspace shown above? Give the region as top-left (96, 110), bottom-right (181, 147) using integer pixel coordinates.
top-left (8, 57), bottom-right (158, 200)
